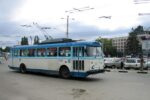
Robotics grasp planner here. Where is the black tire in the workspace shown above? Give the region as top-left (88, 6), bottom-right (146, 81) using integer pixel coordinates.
top-left (59, 66), bottom-right (70, 79)
top-left (20, 64), bottom-right (27, 73)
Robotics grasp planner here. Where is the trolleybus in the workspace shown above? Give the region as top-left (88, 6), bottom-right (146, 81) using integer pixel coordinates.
top-left (8, 39), bottom-right (104, 78)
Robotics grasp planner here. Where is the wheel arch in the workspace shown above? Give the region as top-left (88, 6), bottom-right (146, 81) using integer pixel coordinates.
top-left (20, 63), bottom-right (26, 68)
top-left (59, 65), bottom-right (71, 78)
top-left (59, 65), bottom-right (70, 73)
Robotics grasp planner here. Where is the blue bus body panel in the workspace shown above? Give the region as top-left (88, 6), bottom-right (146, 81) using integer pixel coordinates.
top-left (13, 41), bottom-right (101, 49)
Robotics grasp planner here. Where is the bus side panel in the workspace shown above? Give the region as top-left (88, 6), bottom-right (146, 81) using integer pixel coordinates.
top-left (20, 58), bottom-right (48, 70)
top-left (8, 54), bottom-right (13, 67)
top-left (13, 58), bottom-right (20, 68)
top-left (55, 59), bottom-right (73, 71)
top-left (47, 59), bottom-right (61, 71)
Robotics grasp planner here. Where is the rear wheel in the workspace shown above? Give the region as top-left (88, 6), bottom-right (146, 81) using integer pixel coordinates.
top-left (59, 66), bottom-right (70, 79)
top-left (20, 64), bottom-right (27, 73)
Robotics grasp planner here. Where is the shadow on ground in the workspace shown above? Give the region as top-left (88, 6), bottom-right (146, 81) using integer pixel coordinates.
top-left (7, 70), bottom-right (103, 82)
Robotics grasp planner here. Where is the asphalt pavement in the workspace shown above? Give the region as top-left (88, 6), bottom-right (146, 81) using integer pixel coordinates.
top-left (0, 61), bottom-right (150, 100)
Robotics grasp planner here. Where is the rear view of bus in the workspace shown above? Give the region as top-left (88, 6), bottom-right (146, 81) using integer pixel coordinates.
top-left (8, 40), bottom-right (104, 78)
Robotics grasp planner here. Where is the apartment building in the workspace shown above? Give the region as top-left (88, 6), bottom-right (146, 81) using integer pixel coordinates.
top-left (111, 34), bottom-right (150, 56)
top-left (111, 36), bottom-right (128, 53)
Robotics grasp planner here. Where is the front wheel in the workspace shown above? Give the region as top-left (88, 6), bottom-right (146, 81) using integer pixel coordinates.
top-left (59, 67), bottom-right (70, 79)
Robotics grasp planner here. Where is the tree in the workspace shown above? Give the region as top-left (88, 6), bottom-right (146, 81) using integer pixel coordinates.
top-left (96, 38), bottom-right (117, 57)
top-left (3, 46), bottom-right (10, 52)
top-left (126, 26), bottom-right (142, 56)
top-left (34, 35), bottom-right (40, 44)
top-left (21, 36), bottom-right (29, 45)
top-left (133, 25), bottom-right (144, 34)
top-left (0, 47), bottom-right (2, 52)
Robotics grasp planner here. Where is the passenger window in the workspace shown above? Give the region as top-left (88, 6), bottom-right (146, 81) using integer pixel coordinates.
top-left (37, 48), bottom-right (46, 57)
top-left (47, 48), bottom-right (57, 57)
top-left (73, 47), bottom-right (84, 57)
top-left (14, 50), bottom-right (19, 56)
top-left (20, 49), bottom-right (28, 56)
top-left (28, 49), bottom-right (36, 57)
top-left (59, 47), bottom-right (71, 57)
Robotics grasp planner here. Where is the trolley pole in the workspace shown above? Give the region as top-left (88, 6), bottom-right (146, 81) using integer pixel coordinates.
top-left (66, 15), bottom-right (69, 38)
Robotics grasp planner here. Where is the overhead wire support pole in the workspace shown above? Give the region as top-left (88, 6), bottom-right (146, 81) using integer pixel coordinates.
top-left (64, 6), bottom-right (94, 38)
top-left (66, 15), bottom-right (69, 38)
top-left (61, 15), bottom-right (74, 38)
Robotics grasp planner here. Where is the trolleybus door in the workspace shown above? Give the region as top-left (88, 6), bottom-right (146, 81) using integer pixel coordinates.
top-left (73, 47), bottom-right (84, 77)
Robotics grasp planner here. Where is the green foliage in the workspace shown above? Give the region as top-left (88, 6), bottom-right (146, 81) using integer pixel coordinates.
top-left (0, 47), bottom-right (11, 52)
top-left (0, 47), bottom-right (2, 52)
top-left (133, 25), bottom-right (144, 34)
top-left (3, 47), bottom-right (10, 52)
top-left (96, 38), bottom-right (117, 57)
top-left (21, 36), bottom-right (29, 45)
top-left (34, 35), bottom-right (40, 44)
top-left (126, 26), bottom-right (142, 55)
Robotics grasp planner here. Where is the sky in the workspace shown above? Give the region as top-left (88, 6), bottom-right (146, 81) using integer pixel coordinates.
top-left (0, 0), bottom-right (150, 47)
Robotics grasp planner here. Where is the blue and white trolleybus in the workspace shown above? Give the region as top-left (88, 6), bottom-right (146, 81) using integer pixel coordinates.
top-left (8, 39), bottom-right (104, 78)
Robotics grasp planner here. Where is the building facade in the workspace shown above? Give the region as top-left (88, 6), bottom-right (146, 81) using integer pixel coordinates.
top-left (111, 36), bottom-right (128, 53)
top-left (111, 33), bottom-right (150, 57)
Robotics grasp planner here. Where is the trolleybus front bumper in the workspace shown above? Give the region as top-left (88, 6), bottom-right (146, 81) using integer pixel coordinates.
top-left (71, 69), bottom-right (105, 78)
top-left (87, 69), bottom-right (105, 74)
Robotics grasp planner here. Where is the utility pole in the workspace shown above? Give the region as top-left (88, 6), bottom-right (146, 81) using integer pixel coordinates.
top-left (63, 6), bottom-right (94, 38)
top-left (66, 15), bottom-right (69, 38)
top-left (61, 15), bottom-right (74, 38)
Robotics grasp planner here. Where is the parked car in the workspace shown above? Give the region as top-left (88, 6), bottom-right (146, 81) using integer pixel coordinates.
top-left (144, 60), bottom-right (150, 69)
top-left (124, 58), bottom-right (148, 70)
top-left (104, 57), bottom-right (122, 68)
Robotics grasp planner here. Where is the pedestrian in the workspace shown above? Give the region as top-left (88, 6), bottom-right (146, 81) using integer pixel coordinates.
top-left (140, 55), bottom-right (144, 71)
top-left (121, 61), bottom-right (124, 69)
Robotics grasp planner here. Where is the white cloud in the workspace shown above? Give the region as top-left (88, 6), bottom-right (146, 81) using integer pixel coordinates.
top-left (12, 0), bottom-right (150, 30)
top-left (1, 0), bottom-right (150, 46)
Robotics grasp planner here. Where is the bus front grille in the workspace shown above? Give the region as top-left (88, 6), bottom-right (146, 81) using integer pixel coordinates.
top-left (73, 60), bottom-right (84, 70)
